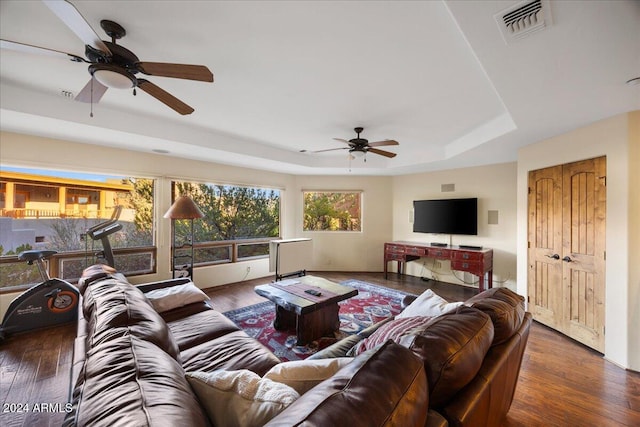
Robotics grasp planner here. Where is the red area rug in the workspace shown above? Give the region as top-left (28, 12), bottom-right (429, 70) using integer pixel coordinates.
top-left (223, 279), bottom-right (409, 361)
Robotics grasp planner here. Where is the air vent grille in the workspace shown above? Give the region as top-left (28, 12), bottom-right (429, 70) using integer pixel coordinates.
top-left (495, 0), bottom-right (552, 43)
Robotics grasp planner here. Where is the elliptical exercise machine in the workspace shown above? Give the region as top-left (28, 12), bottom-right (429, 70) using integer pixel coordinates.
top-left (86, 205), bottom-right (122, 267)
top-left (0, 250), bottom-right (79, 341)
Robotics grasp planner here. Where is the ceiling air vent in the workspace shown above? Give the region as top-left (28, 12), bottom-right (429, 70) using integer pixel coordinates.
top-left (495, 0), bottom-right (552, 43)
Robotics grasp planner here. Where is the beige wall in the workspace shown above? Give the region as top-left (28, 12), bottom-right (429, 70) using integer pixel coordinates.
top-left (390, 162), bottom-right (518, 290)
top-left (628, 111), bottom-right (640, 371)
top-left (517, 111), bottom-right (639, 371)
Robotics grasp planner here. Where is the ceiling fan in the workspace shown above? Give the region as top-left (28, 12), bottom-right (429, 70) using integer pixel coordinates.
top-left (302, 127), bottom-right (399, 160)
top-left (0, 0), bottom-right (213, 115)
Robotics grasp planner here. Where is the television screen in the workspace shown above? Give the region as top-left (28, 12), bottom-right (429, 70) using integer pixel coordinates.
top-left (413, 198), bottom-right (478, 235)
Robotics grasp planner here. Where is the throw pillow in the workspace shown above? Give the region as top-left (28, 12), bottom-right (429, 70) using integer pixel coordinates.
top-left (144, 281), bottom-right (209, 313)
top-left (396, 289), bottom-right (463, 319)
top-left (349, 316), bottom-right (435, 356)
top-left (186, 370), bottom-right (299, 427)
top-left (263, 357), bottom-right (353, 395)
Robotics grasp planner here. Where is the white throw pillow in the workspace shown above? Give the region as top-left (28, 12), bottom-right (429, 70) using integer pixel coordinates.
top-left (396, 289), bottom-right (463, 319)
top-left (186, 370), bottom-right (299, 427)
top-left (263, 357), bottom-right (353, 395)
top-left (144, 281), bottom-right (209, 313)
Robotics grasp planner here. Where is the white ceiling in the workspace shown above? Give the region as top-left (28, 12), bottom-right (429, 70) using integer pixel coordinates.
top-left (1, 0), bottom-right (638, 176)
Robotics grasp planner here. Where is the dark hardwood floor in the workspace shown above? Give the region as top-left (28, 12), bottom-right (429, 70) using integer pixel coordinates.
top-left (1, 272), bottom-right (638, 426)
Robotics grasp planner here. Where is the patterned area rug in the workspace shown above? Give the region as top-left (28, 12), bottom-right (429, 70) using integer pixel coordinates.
top-left (223, 279), bottom-right (410, 361)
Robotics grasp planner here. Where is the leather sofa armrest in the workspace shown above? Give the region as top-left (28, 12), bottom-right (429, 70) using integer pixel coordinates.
top-left (266, 340), bottom-right (428, 427)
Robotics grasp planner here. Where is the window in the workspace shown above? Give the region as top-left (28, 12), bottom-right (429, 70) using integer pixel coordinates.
top-left (0, 167), bottom-right (156, 289)
top-left (303, 191), bottom-right (362, 231)
top-left (171, 181), bottom-right (280, 264)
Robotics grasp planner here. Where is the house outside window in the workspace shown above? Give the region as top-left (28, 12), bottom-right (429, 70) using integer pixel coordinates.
top-left (303, 191), bottom-right (362, 232)
top-left (0, 167), bottom-right (155, 289)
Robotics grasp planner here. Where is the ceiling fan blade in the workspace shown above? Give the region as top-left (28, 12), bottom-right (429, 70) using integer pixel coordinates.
top-left (1, 39), bottom-right (85, 62)
top-left (137, 79), bottom-right (194, 115)
top-left (136, 62), bottom-right (213, 82)
top-left (42, 0), bottom-right (111, 56)
top-left (74, 78), bottom-right (108, 103)
top-left (368, 148), bottom-right (397, 158)
top-left (368, 139), bottom-right (399, 147)
top-left (314, 147), bottom-right (350, 153)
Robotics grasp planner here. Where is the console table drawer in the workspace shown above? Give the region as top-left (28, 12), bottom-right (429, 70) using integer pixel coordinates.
top-left (404, 246), bottom-right (427, 256)
top-left (427, 249), bottom-right (451, 259)
top-left (386, 253), bottom-right (406, 261)
top-left (452, 251), bottom-right (484, 261)
top-left (385, 244), bottom-right (406, 254)
top-left (451, 260), bottom-right (482, 271)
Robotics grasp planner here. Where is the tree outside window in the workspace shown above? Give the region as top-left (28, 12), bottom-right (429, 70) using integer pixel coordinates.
top-left (171, 181), bottom-right (280, 263)
top-left (303, 191), bottom-right (362, 231)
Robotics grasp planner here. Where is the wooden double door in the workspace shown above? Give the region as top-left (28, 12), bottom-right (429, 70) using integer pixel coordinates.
top-left (528, 156), bottom-right (606, 352)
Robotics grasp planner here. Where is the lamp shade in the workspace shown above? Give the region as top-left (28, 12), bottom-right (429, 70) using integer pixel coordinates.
top-left (164, 196), bottom-right (204, 219)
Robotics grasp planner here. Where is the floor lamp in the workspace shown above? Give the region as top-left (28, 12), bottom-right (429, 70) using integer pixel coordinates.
top-left (164, 196), bottom-right (204, 279)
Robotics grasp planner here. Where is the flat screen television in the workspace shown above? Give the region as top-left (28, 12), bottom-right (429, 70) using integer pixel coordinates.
top-left (413, 198), bottom-right (478, 235)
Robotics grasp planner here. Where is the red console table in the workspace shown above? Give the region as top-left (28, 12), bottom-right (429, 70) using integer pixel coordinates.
top-left (384, 241), bottom-right (493, 291)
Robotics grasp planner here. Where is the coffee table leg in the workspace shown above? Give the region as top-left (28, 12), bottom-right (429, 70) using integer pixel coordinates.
top-left (296, 303), bottom-right (341, 345)
top-left (274, 305), bottom-right (296, 331)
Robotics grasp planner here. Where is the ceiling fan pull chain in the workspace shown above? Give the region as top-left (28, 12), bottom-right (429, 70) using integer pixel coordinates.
top-left (133, 87), bottom-right (136, 96)
top-left (90, 76), bottom-right (94, 118)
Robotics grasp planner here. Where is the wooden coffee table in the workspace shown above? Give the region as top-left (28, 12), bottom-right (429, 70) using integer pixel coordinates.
top-left (254, 276), bottom-right (358, 345)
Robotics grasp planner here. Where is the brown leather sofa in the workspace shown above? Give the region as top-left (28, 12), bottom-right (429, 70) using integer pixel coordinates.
top-left (302, 286), bottom-right (533, 427)
top-left (64, 265), bottom-right (531, 427)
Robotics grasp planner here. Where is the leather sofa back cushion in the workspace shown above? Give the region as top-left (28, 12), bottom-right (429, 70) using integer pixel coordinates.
top-left (399, 306), bottom-right (494, 409)
top-left (264, 340), bottom-right (428, 427)
top-left (464, 287), bottom-right (525, 346)
top-left (77, 264), bottom-right (120, 294)
top-left (82, 277), bottom-right (181, 361)
top-left (66, 335), bottom-right (208, 427)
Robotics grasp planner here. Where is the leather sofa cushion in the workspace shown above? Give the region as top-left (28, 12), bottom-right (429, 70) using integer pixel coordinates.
top-left (264, 340), bottom-right (428, 427)
top-left (399, 306), bottom-right (494, 409)
top-left (464, 287), bottom-right (525, 345)
top-left (65, 335), bottom-right (208, 427)
top-left (82, 277), bottom-right (181, 361)
top-left (166, 308), bottom-right (241, 351)
top-left (181, 330), bottom-right (280, 377)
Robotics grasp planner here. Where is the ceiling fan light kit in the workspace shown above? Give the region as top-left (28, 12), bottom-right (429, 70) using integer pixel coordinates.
top-left (1, 1), bottom-right (213, 115)
top-left (90, 64), bottom-right (136, 89)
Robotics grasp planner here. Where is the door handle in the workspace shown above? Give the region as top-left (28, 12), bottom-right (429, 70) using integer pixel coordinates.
top-left (562, 256), bottom-right (572, 263)
top-left (546, 254), bottom-right (560, 260)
